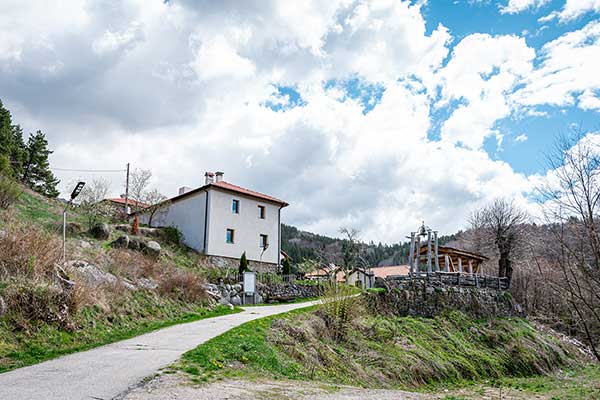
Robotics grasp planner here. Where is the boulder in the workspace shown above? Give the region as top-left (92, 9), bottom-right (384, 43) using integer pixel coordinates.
top-left (0, 229), bottom-right (6, 240)
top-left (128, 237), bottom-right (145, 251)
top-left (79, 240), bottom-right (93, 249)
top-left (111, 235), bottom-right (130, 249)
top-left (67, 260), bottom-right (117, 288)
top-left (144, 241), bottom-right (161, 258)
top-left (89, 223), bottom-right (110, 240)
top-left (232, 284), bottom-right (242, 293)
top-left (218, 297), bottom-right (233, 307)
top-left (121, 279), bottom-right (137, 291)
top-left (230, 295), bottom-right (242, 306)
top-left (136, 277), bottom-right (158, 290)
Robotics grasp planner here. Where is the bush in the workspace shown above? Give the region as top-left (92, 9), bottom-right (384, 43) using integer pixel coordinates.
top-left (162, 226), bottom-right (183, 246)
top-left (239, 252), bottom-right (249, 274)
top-left (0, 174), bottom-right (22, 210)
top-left (0, 218), bottom-right (60, 279)
top-left (319, 282), bottom-right (362, 342)
top-left (158, 270), bottom-right (208, 303)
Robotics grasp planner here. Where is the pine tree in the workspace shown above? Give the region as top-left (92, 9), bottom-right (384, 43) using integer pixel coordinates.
top-left (239, 252), bottom-right (249, 274)
top-left (22, 131), bottom-right (60, 197)
top-left (282, 256), bottom-right (292, 275)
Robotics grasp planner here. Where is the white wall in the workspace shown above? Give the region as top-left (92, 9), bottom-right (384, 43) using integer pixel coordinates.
top-left (139, 191), bottom-right (207, 252)
top-left (206, 188), bottom-right (281, 264)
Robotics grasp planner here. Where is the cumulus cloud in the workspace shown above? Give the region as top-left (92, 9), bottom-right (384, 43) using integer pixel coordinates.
top-left (0, 0), bottom-right (594, 242)
top-left (515, 134), bottom-right (529, 142)
top-left (500, 0), bottom-right (550, 14)
top-left (540, 0), bottom-right (600, 23)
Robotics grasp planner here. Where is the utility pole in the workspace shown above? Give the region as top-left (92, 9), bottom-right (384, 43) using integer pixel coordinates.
top-left (124, 163), bottom-right (130, 216)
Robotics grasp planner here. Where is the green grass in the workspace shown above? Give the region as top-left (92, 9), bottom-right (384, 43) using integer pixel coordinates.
top-left (178, 306), bottom-right (583, 390)
top-left (0, 294), bottom-right (241, 373)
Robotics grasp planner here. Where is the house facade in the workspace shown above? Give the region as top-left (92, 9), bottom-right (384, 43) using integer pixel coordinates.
top-left (138, 172), bottom-right (288, 271)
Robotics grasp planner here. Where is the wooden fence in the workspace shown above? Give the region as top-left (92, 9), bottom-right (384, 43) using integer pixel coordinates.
top-left (387, 271), bottom-right (510, 291)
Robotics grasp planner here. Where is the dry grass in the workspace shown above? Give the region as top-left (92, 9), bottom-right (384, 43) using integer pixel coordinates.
top-left (319, 282), bottom-right (363, 341)
top-left (0, 216), bottom-right (61, 279)
top-left (158, 269), bottom-right (208, 303)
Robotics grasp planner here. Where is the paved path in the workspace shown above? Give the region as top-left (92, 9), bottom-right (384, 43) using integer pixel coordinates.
top-left (0, 301), bottom-right (320, 400)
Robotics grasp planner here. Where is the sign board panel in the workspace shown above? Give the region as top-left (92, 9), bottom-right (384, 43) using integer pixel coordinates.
top-left (243, 271), bottom-right (256, 294)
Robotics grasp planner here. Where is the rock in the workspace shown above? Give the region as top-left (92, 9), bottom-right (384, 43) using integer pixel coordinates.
top-left (89, 223), bottom-right (110, 240)
top-left (122, 279), bottom-right (137, 291)
top-left (67, 260), bottom-right (117, 288)
top-left (255, 293), bottom-right (264, 304)
top-left (0, 229), bottom-right (6, 240)
top-left (136, 277), bottom-right (158, 290)
top-left (111, 235), bottom-right (130, 249)
top-left (114, 225), bottom-right (130, 233)
top-left (128, 237), bottom-right (144, 251)
top-left (79, 240), bottom-right (92, 249)
top-left (230, 295), bottom-right (242, 306)
top-left (218, 297), bottom-right (233, 307)
top-left (144, 241), bottom-right (161, 258)
top-left (232, 284), bottom-right (242, 293)
top-left (226, 284), bottom-right (231, 291)
top-left (0, 296), bottom-right (6, 317)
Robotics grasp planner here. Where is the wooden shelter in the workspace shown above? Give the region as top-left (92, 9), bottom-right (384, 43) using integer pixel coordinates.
top-left (418, 245), bottom-right (488, 274)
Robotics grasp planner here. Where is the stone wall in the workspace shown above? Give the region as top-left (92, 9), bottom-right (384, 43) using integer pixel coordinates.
top-left (205, 281), bottom-right (322, 306)
top-left (207, 255), bottom-right (277, 273)
top-left (367, 279), bottom-right (523, 318)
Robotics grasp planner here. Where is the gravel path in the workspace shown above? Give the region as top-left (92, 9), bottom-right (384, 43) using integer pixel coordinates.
top-left (0, 301), bottom-right (320, 400)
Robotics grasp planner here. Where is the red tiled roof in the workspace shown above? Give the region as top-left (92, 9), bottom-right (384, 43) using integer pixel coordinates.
top-left (371, 265), bottom-right (410, 279)
top-left (104, 198), bottom-right (150, 208)
top-left (167, 180), bottom-right (288, 207)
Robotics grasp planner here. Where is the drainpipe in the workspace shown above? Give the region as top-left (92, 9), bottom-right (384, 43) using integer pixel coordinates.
top-left (203, 190), bottom-right (210, 253)
top-left (278, 206), bottom-right (282, 273)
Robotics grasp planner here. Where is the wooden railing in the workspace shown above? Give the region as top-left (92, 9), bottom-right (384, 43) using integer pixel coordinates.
top-left (387, 271), bottom-right (510, 291)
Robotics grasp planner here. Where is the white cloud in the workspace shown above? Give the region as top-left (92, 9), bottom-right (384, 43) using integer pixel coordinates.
top-left (513, 20), bottom-right (600, 110)
top-left (541, 0), bottom-right (600, 22)
top-left (0, 0), bottom-right (589, 242)
top-left (515, 134), bottom-right (529, 142)
top-left (500, 0), bottom-right (550, 14)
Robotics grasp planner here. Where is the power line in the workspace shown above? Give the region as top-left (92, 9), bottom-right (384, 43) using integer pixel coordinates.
top-left (51, 167), bottom-right (126, 173)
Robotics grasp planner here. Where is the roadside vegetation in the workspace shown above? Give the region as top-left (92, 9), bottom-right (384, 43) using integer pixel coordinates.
top-left (177, 292), bottom-right (591, 395)
top-left (0, 185), bottom-right (238, 373)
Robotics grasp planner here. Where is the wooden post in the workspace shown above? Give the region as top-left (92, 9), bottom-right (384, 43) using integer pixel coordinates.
top-left (409, 232), bottom-right (415, 276)
top-left (415, 236), bottom-right (421, 274)
top-left (434, 231), bottom-right (439, 272)
top-left (468, 260), bottom-right (473, 274)
top-left (444, 254), bottom-right (450, 272)
top-left (427, 230), bottom-right (432, 274)
top-left (458, 257), bottom-right (463, 273)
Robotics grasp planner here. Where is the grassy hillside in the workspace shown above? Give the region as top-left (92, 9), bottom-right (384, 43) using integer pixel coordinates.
top-left (0, 187), bottom-right (238, 372)
top-left (176, 302), bottom-right (595, 397)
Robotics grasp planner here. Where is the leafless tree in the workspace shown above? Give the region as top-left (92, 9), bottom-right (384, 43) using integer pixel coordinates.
top-left (339, 227), bottom-right (364, 281)
top-left (77, 178), bottom-right (113, 229)
top-left (127, 168), bottom-right (152, 212)
top-left (537, 131), bottom-right (600, 360)
top-left (469, 199), bottom-right (529, 283)
top-left (143, 188), bottom-right (169, 226)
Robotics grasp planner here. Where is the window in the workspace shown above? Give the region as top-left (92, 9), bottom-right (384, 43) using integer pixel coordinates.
top-left (226, 229), bottom-right (235, 244)
top-left (260, 234), bottom-right (269, 249)
top-left (258, 205), bottom-right (265, 219)
top-left (232, 199), bottom-right (239, 214)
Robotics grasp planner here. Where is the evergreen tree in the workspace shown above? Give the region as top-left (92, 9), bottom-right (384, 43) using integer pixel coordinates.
top-left (281, 256), bottom-right (292, 275)
top-left (22, 131), bottom-right (60, 197)
top-left (239, 252), bottom-right (249, 274)
top-left (9, 125), bottom-right (27, 178)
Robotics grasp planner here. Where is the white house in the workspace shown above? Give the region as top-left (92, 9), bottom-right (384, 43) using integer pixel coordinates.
top-left (139, 172), bottom-right (288, 271)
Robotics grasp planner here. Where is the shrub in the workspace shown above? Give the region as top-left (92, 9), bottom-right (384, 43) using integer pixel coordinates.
top-left (158, 270), bottom-right (208, 303)
top-left (239, 252), bottom-right (249, 274)
top-left (281, 256), bottom-right (292, 275)
top-left (319, 282), bottom-right (362, 342)
top-left (162, 226), bottom-right (183, 246)
top-left (0, 218), bottom-right (60, 279)
top-left (0, 174), bottom-right (22, 210)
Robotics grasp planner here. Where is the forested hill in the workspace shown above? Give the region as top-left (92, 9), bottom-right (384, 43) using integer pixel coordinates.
top-left (281, 223), bottom-right (458, 266)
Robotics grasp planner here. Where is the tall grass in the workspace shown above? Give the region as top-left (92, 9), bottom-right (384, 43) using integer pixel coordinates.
top-left (319, 282), bottom-right (362, 341)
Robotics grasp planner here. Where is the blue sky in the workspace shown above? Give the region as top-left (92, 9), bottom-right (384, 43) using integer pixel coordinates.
top-left (0, 0), bottom-right (599, 241)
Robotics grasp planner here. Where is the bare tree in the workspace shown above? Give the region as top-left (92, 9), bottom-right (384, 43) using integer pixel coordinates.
top-left (77, 178), bottom-right (112, 229)
top-left (143, 188), bottom-right (169, 226)
top-left (470, 199), bottom-right (528, 283)
top-left (537, 132), bottom-right (600, 360)
top-left (339, 227), bottom-right (363, 281)
top-left (127, 168), bottom-right (152, 212)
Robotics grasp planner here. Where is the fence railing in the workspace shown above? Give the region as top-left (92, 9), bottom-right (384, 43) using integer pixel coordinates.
top-left (387, 271), bottom-right (510, 291)
top-left (234, 272), bottom-right (298, 284)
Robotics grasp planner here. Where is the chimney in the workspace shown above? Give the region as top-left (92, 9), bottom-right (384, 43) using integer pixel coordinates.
top-left (178, 186), bottom-right (193, 195)
top-left (205, 172), bottom-right (214, 184)
top-left (215, 171), bottom-right (224, 183)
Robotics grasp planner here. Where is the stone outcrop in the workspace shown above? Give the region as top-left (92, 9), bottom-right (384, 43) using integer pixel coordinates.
top-left (367, 279), bottom-right (523, 318)
top-left (204, 281), bottom-right (321, 306)
top-left (110, 235), bottom-right (161, 257)
top-left (89, 223), bottom-right (110, 240)
top-left (144, 241), bottom-right (161, 258)
top-left (66, 260), bottom-right (118, 288)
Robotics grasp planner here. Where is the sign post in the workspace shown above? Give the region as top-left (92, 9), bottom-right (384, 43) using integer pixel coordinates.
top-left (243, 271), bottom-right (256, 305)
top-left (63, 182), bottom-right (85, 262)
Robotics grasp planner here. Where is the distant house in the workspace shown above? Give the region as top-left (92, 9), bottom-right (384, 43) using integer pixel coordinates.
top-left (371, 265), bottom-right (410, 279)
top-left (102, 197), bottom-right (149, 217)
top-left (305, 263), bottom-right (338, 281)
top-left (337, 267), bottom-right (374, 289)
top-left (138, 171), bottom-right (288, 272)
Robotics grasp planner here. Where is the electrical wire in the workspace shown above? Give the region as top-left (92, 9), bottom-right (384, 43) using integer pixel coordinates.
top-left (51, 168), bottom-right (126, 173)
